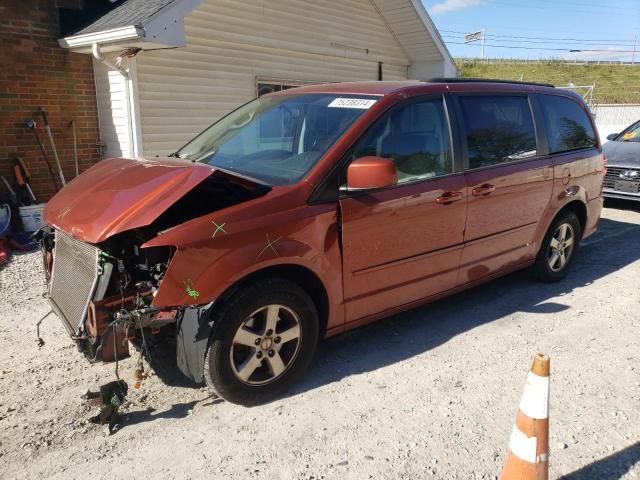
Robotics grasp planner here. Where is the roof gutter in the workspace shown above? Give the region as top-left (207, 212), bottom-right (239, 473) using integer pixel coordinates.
top-left (58, 25), bottom-right (144, 49)
top-left (91, 43), bottom-right (128, 78)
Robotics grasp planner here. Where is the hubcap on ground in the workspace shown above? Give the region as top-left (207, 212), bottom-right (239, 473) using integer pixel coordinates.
top-left (229, 304), bottom-right (302, 385)
top-left (548, 222), bottom-right (575, 272)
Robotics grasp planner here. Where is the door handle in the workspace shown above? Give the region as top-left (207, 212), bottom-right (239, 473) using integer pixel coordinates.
top-left (471, 183), bottom-right (496, 196)
top-left (435, 191), bottom-right (463, 204)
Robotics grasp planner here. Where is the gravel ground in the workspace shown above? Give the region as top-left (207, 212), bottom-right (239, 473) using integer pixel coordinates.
top-left (0, 202), bottom-right (639, 480)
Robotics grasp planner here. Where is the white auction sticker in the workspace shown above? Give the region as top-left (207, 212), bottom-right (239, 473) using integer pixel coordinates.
top-left (328, 98), bottom-right (378, 109)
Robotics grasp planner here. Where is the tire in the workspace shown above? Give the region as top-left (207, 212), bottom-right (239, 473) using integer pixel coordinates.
top-left (531, 210), bottom-right (582, 282)
top-left (203, 277), bottom-right (319, 406)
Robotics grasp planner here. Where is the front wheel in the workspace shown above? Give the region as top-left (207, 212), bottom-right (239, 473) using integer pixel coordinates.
top-left (531, 210), bottom-right (582, 282)
top-left (203, 278), bottom-right (319, 406)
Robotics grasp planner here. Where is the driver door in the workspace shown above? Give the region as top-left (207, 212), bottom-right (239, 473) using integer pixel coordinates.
top-left (339, 96), bottom-right (467, 322)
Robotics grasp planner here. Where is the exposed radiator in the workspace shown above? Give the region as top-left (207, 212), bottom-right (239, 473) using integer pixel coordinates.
top-left (49, 230), bottom-right (101, 335)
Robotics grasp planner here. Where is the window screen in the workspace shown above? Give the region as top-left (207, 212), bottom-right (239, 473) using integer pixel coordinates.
top-left (351, 98), bottom-right (452, 184)
top-left (460, 95), bottom-right (537, 169)
top-left (539, 95), bottom-right (597, 153)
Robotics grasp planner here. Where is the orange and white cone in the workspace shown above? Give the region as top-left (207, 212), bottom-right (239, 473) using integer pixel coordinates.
top-left (500, 353), bottom-right (550, 480)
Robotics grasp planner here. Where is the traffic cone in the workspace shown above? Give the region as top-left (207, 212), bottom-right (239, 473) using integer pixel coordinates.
top-left (500, 353), bottom-right (550, 480)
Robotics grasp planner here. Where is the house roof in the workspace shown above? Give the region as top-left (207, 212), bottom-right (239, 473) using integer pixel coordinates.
top-left (61, 0), bottom-right (456, 74)
top-left (72, 0), bottom-right (177, 35)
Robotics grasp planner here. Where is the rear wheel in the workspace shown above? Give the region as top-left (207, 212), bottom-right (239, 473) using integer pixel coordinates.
top-left (203, 278), bottom-right (318, 406)
top-left (532, 210), bottom-right (582, 282)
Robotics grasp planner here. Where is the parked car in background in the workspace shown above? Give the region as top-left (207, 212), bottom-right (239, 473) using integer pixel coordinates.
top-left (603, 120), bottom-right (640, 202)
top-left (39, 79), bottom-right (605, 405)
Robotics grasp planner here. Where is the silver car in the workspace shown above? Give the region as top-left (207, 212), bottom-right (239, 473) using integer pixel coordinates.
top-left (602, 120), bottom-right (640, 202)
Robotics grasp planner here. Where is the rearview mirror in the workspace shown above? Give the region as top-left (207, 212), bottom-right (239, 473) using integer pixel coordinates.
top-left (606, 133), bottom-right (618, 141)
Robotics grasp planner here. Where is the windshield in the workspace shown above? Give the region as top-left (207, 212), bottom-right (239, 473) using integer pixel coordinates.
top-left (617, 120), bottom-right (640, 142)
top-left (175, 93), bottom-right (379, 185)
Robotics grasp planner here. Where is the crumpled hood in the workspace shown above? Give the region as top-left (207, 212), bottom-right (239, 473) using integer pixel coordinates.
top-left (602, 141), bottom-right (640, 168)
top-left (43, 157), bottom-right (215, 244)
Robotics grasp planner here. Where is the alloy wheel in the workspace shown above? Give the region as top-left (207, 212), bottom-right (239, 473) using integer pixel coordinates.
top-left (548, 222), bottom-right (575, 272)
top-left (229, 304), bottom-right (302, 385)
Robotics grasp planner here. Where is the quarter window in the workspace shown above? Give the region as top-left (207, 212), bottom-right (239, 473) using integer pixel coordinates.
top-left (460, 95), bottom-right (537, 169)
top-left (350, 98), bottom-right (453, 184)
top-left (540, 95), bottom-right (597, 153)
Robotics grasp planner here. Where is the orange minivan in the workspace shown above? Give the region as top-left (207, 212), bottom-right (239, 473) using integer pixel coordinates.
top-left (40, 79), bottom-right (604, 405)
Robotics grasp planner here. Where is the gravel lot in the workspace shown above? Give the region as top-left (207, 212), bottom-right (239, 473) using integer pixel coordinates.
top-left (1, 201), bottom-right (639, 480)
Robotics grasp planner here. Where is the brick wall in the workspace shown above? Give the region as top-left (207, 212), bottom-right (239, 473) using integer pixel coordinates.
top-left (0, 0), bottom-right (100, 204)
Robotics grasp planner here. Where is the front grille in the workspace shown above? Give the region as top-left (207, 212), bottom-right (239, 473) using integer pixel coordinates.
top-left (603, 166), bottom-right (640, 192)
top-left (49, 230), bottom-right (100, 335)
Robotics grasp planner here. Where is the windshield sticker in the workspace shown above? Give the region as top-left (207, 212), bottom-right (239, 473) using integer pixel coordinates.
top-left (328, 98), bottom-right (377, 109)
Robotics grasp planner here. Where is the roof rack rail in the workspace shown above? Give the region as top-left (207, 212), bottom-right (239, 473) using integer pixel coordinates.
top-left (425, 77), bottom-right (555, 88)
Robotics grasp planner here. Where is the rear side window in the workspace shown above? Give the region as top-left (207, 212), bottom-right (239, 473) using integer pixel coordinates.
top-left (460, 95), bottom-right (537, 169)
top-left (539, 95), bottom-right (597, 153)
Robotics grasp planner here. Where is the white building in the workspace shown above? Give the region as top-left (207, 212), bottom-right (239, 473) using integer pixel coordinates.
top-left (60, 0), bottom-right (457, 159)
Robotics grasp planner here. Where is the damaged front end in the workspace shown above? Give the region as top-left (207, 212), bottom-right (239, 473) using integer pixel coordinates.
top-left (39, 226), bottom-right (176, 362)
top-left (37, 157), bottom-right (270, 368)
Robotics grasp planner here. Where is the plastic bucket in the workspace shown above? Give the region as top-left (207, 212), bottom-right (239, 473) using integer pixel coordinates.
top-left (0, 204), bottom-right (11, 237)
top-left (18, 203), bottom-right (45, 233)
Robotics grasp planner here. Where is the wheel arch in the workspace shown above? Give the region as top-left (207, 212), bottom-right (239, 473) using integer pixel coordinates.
top-left (558, 200), bottom-right (587, 238)
top-left (213, 263), bottom-right (330, 339)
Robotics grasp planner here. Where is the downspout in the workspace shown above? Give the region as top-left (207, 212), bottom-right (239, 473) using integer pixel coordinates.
top-left (92, 43), bottom-right (128, 78)
top-left (91, 42), bottom-right (142, 157)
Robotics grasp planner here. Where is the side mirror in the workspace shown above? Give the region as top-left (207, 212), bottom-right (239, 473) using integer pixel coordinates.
top-left (606, 133), bottom-right (618, 141)
top-left (342, 156), bottom-right (397, 191)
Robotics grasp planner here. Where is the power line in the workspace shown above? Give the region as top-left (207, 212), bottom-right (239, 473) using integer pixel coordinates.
top-left (437, 21), bottom-right (639, 37)
top-left (445, 41), bottom-right (638, 53)
top-left (441, 35), bottom-right (637, 47)
top-left (440, 29), bottom-right (638, 44)
top-left (488, 0), bottom-right (640, 17)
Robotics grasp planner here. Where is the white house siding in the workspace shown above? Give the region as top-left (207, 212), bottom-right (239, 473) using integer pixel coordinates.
top-left (93, 59), bottom-right (133, 158)
top-left (372, 0), bottom-right (452, 78)
top-left (136, 0), bottom-right (413, 155)
top-left (593, 104), bottom-right (640, 142)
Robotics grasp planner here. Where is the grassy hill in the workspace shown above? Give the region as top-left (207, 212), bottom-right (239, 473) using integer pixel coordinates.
top-left (456, 59), bottom-right (640, 104)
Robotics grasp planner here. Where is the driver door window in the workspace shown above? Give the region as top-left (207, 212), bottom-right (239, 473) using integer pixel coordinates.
top-left (351, 97), bottom-right (453, 184)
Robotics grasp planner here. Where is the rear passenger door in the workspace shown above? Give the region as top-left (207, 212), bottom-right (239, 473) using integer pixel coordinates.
top-left (455, 94), bottom-right (553, 284)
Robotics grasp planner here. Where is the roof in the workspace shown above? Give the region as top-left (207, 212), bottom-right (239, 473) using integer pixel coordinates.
top-left (73, 0), bottom-right (177, 35)
top-left (280, 79), bottom-right (572, 97)
top-left (279, 81), bottom-right (423, 96)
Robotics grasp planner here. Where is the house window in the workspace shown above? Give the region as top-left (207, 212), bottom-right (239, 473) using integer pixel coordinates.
top-left (256, 80), bottom-right (308, 97)
top-left (256, 80), bottom-right (310, 143)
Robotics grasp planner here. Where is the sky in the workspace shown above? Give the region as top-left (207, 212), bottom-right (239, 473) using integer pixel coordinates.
top-left (422, 0), bottom-right (640, 61)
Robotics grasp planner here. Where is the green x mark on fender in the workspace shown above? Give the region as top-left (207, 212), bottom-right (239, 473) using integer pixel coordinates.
top-left (183, 279), bottom-right (200, 300)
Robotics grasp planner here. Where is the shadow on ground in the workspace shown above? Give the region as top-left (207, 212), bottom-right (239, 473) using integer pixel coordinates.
top-left (122, 400), bottom-right (199, 427)
top-left (146, 215), bottom-right (640, 404)
top-left (560, 442), bottom-right (640, 479)
top-left (292, 215), bottom-right (640, 396)
top-left (604, 198), bottom-right (640, 213)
